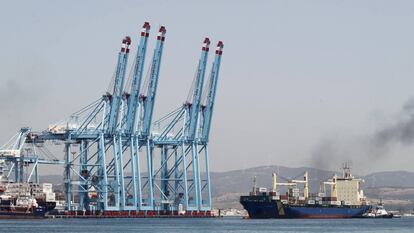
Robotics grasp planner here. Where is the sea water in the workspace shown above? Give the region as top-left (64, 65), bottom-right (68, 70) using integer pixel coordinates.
top-left (1, 217), bottom-right (414, 233)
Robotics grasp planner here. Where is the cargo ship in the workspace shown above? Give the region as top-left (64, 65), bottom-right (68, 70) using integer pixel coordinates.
top-left (0, 182), bottom-right (57, 219)
top-left (0, 156), bottom-right (58, 219)
top-left (240, 164), bottom-right (371, 219)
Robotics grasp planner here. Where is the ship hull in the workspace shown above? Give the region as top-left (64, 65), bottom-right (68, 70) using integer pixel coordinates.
top-left (284, 205), bottom-right (371, 219)
top-left (36, 200), bottom-right (57, 212)
top-left (240, 197), bottom-right (370, 219)
top-left (0, 207), bottom-right (46, 219)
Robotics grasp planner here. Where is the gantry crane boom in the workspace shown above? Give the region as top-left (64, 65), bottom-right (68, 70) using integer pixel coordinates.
top-left (125, 22), bottom-right (151, 134)
top-left (200, 41), bottom-right (223, 143)
top-left (141, 26), bottom-right (166, 137)
top-left (107, 37), bottom-right (131, 133)
top-left (186, 38), bottom-right (210, 140)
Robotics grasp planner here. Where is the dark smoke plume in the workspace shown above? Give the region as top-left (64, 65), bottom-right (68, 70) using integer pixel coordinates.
top-left (371, 99), bottom-right (414, 148)
top-left (308, 99), bottom-right (414, 171)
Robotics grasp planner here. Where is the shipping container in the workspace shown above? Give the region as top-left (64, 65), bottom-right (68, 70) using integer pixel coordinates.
top-left (280, 195), bottom-right (288, 200)
top-left (46, 192), bottom-right (56, 202)
top-left (271, 195), bottom-right (280, 200)
top-left (322, 197), bottom-right (338, 202)
top-left (329, 201), bottom-right (340, 205)
top-left (258, 187), bottom-right (267, 193)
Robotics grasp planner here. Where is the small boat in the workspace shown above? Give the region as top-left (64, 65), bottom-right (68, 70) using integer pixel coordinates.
top-left (363, 200), bottom-right (393, 218)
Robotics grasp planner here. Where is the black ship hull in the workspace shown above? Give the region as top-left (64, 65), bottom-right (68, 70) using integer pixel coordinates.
top-left (240, 196), bottom-right (371, 219)
top-left (0, 206), bottom-right (46, 219)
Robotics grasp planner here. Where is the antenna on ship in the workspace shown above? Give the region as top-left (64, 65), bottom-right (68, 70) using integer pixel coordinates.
top-left (342, 161), bottom-right (353, 179)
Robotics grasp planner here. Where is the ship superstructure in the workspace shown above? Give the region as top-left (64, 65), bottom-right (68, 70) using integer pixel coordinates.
top-left (330, 164), bottom-right (366, 206)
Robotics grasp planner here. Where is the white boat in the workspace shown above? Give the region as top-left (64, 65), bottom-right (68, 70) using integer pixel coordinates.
top-left (363, 200), bottom-right (393, 218)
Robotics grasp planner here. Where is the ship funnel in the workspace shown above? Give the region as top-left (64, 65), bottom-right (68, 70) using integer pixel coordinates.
top-left (252, 176), bottom-right (257, 195)
top-left (332, 175), bottom-right (338, 198)
top-left (304, 171), bottom-right (309, 199)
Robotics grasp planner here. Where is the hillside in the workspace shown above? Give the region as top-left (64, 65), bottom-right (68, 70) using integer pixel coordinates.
top-left (210, 166), bottom-right (414, 211)
top-left (42, 166), bottom-right (414, 211)
top-left (364, 171), bottom-right (414, 187)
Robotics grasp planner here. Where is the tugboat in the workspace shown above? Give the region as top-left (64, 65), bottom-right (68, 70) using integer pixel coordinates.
top-left (363, 200), bottom-right (393, 218)
top-left (240, 164), bottom-right (371, 219)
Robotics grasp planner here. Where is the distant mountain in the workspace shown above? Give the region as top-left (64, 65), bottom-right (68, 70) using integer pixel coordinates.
top-left (41, 175), bottom-right (63, 185)
top-left (363, 171), bottom-right (414, 188)
top-left (41, 165), bottom-right (414, 210)
top-left (210, 166), bottom-right (414, 210)
top-left (211, 166), bottom-right (414, 196)
top-left (210, 165), bottom-right (334, 197)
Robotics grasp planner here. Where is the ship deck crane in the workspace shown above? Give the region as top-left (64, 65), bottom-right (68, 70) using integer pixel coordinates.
top-left (321, 176), bottom-right (338, 198)
top-left (272, 172), bottom-right (309, 199)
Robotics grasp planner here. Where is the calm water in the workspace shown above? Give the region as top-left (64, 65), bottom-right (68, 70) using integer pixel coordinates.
top-left (1, 217), bottom-right (414, 233)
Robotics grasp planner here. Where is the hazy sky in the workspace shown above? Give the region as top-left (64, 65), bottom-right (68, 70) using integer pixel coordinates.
top-left (1, 0), bottom-right (414, 174)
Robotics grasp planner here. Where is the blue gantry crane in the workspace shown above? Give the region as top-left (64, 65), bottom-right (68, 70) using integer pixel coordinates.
top-left (107, 37), bottom-right (131, 133)
top-left (140, 26), bottom-right (167, 138)
top-left (200, 41), bottom-right (224, 144)
top-left (0, 127), bottom-right (64, 184)
top-left (0, 22), bottom-right (223, 216)
top-left (124, 22), bottom-right (150, 134)
top-left (150, 40), bottom-right (224, 211)
top-left (185, 37), bottom-right (210, 210)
